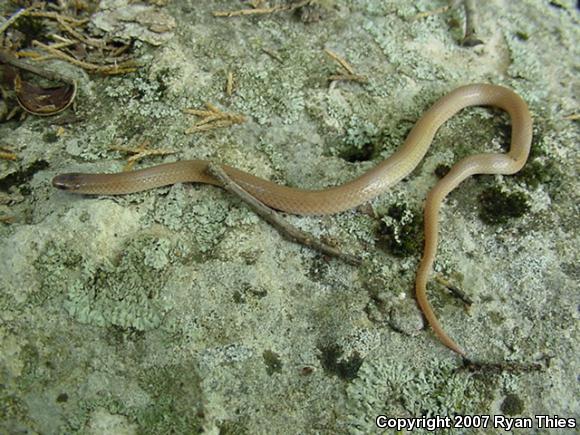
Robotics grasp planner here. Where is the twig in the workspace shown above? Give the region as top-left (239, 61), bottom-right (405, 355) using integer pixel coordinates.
top-left (28, 11), bottom-right (88, 26)
top-left (0, 214), bottom-right (17, 223)
top-left (48, 34), bottom-right (77, 49)
top-left (0, 49), bottom-right (75, 85)
top-left (226, 71), bottom-right (235, 96)
top-left (324, 48), bottom-right (355, 75)
top-left (434, 275), bottom-right (473, 306)
top-left (54, 15), bottom-right (107, 49)
top-left (324, 48), bottom-right (367, 84)
top-left (213, 7), bottom-right (279, 17)
top-left (462, 0), bottom-right (483, 47)
top-left (1, 144), bottom-right (18, 161)
top-left (32, 40), bottom-right (138, 74)
top-left (207, 163), bottom-right (362, 266)
top-left (261, 47), bottom-right (283, 63)
top-left (411, 1), bottom-right (483, 46)
top-left (328, 73), bottom-right (367, 83)
top-left (0, 3), bottom-right (42, 35)
top-left (0, 151), bottom-right (18, 161)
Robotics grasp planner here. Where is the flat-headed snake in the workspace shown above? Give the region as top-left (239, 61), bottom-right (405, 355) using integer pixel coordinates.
top-left (53, 84), bottom-right (533, 355)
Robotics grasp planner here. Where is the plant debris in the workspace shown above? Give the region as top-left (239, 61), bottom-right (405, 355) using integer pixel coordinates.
top-left (0, 50), bottom-right (76, 118)
top-left (207, 163), bottom-right (362, 266)
top-left (110, 138), bottom-right (175, 171)
top-left (213, 0), bottom-right (312, 18)
top-left (324, 47), bottom-right (367, 84)
top-left (0, 0), bottom-right (175, 119)
top-left (184, 103), bottom-right (246, 134)
top-left (412, 0), bottom-right (483, 47)
top-left (0, 0), bottom-right (177, 78)
top-left (0, 144), bottom-right (17, 161)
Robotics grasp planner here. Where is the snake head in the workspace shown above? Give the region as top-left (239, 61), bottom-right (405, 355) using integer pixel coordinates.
top-left (52, 173), bottom-right (84, 191)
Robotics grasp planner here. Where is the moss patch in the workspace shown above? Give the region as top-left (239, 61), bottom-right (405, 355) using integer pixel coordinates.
top-left (478, 187), bottom-right (530, 225)
top-left (500, 393), bottom-right (525, 415)
top-left (317, 343), bottom-right (363, 381)
top-left (262, 350), bottom-right (283, 375)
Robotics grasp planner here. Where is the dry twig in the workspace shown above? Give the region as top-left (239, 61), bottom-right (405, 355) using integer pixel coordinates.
top-left (207, 163), bottom-right (362, 266)
top-left (0, 214), bottom-right (17, 223)
top-left (261, 47), bottom-right (283, 63)
top-left (1, 4), bottom-right (137, 75)
top-left (324, 48), bottom-right (367, 84)
top-left (0, 4), bottom-right (43, 36)
top-left (0, 143), bottom-right (18, 160)
top-left (411, 0), bottom-right (483, 46)
top-left (226, 71), bottom-right (235, 96)
top-left (0, 49), bottom-right (75, 84)
top-left (461, 0), bottom-right (483, 47)
top-left (27, 11), bottom-right (88, 26)
top-left (435, 275), bottom-right (473, 306)
top-left (0, 150), bottom-right (18, 161)
top-left (32, 40), bottom-right (138, 74)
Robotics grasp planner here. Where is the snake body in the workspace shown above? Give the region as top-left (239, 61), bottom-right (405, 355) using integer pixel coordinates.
top-left (53, 84), bottom-right (533, 355)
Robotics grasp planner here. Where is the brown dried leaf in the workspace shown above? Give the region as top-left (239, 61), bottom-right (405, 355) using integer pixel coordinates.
top-left (14, 74), bottom-right (77, 116)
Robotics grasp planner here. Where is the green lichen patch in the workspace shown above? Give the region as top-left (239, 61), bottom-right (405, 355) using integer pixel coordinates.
top-left (344, 358), bottom-right (494, 430)
top-left (478, 187), bottom-right (530, 225)
top-left (377, 203), bottom-right (422, 258)
top-left (135, 363), bottom-right (204, 434)
top-left (317, 343), bottom-right (363, 381)
top-left (151, 191), bottom-right (230, 257)
top-left (35, 236), bottom-right (175, 331)
top-left (233, 53), bottom-right (317, 125)
top-left (336, 115), bottom-right (381, 162)
top-left (64, 236), bottom-right (173, 331)
top-left (102, 67), bottom-right (177, 109)
top-left (31, 239), bottom-right (84, 305)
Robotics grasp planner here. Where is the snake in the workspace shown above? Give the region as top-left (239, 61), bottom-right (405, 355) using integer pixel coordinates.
top-left (52, 84), bottom-right (533, 355)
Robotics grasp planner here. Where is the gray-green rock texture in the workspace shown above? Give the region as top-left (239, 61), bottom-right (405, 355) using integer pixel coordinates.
top-left (1, 0), bottom-right (578, 433)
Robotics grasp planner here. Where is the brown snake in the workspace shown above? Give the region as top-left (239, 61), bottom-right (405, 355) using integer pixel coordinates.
top-left (53, 84), bottom-right (533, 355)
